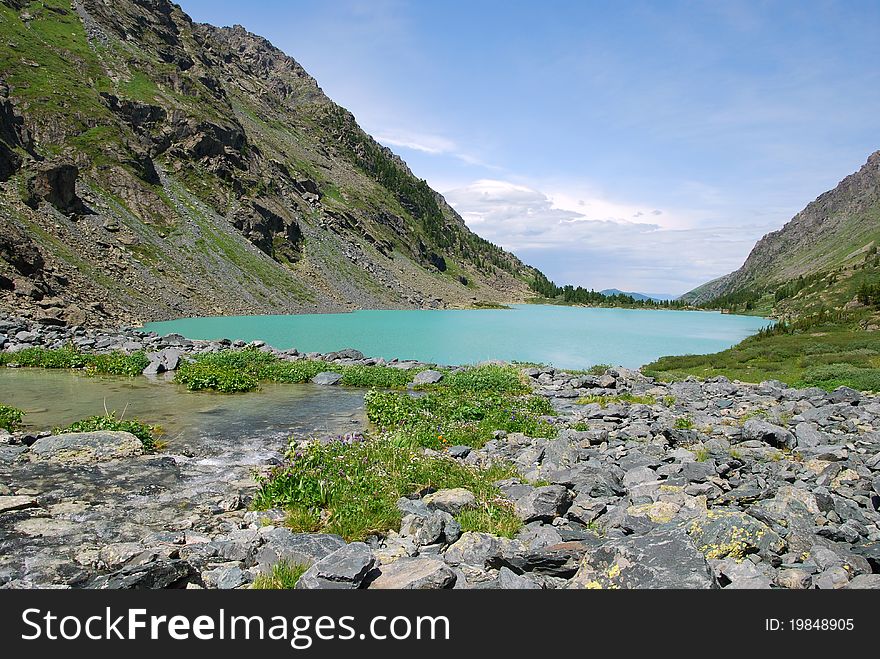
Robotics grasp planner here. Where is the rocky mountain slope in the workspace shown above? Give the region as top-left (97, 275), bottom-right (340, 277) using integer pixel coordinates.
top-left (682, 150), bottom-right (880, 312)
top-left (0, 0), bottom-right (538, 326)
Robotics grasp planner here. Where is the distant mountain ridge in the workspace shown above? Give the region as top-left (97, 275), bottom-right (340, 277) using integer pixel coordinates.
top-left (599, 289), bottom-right (677, 302)
top-left (681, 150), bottom-right (880, 316)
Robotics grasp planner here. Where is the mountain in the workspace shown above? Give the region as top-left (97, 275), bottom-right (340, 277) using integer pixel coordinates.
top-left (0, 0), bottom-right (538, 327)
top-left (681, 150), bottom-right (880, 316)
top-left (599, 289), bottom-right (677, 302)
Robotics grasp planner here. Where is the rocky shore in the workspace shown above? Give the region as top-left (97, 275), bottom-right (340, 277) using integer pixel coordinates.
top-left (1, 314), bottom-right (879, 589)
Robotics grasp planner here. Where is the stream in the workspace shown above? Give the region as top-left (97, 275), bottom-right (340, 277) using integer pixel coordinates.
top-left (0, 368), bottom-right (366, 587)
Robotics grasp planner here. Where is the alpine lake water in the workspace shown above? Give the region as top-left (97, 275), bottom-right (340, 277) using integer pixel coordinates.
top-left (143, 304), bottom-right (770, 370)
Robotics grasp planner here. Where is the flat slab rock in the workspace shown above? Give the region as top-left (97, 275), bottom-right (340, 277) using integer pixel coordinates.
top-left (28, 431), bottom-right (143, 464)
top-left (0, 495), bottom-right (38, 514)
top-left (311, 372), bottom-right (343, 386)
top-left (296, 542), bottom-right (376, 589)
top-left (568, 528), bottom-right (719, 589)
top-left (369, 558), bottom-right (457, 589)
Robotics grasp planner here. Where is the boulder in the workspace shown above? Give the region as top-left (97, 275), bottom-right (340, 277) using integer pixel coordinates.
top-left (369, 558), bottom-right (456, 589)
top-left (444, 532), bottom-right (503, 568)
top-left (255, 529), bottom-right (346, 573)
top-left (568, 528), bottom-right (718, 589)
top-left (741, 419), bottom-right (796, 449)
top-left (413, 369), bottom-right (444, 385)
top-left (89, 560), bottom-right (195, 589)
top-left (514, 485), bottom-right (572, 522)
top-left (28, 431), bottom-right (143, 464)
top-left (423, 488), bottom-right (476, 515)
top-left (686, 510), bottom-right (786, 560)
top-left (296, 542), bottom-right (376, 589)
top-left (472, 567), bottom-right (541, 590)
top-left (311, 372), bottom-right (343, 386)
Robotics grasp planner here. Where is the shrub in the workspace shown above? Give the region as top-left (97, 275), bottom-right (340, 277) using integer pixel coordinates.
top-left (0, 404), bottom-right (24, 431)
top-left (799, 363), bottom-right (880, 392)
top-left (174, 361), bottom-right (260, 392)
top-left (55, 412), bottom-right (160, 451)
top-left (440, 364), bottom-right (528, 394)
top-left (674, 416), bottom-right (695, 430)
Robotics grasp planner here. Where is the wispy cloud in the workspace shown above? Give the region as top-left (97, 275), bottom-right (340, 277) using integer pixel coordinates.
top-left (444, 179), bottom-right (774, 294)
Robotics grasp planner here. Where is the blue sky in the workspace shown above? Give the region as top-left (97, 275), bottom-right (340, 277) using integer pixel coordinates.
top-left (179, 0), bottom-right (880, 295)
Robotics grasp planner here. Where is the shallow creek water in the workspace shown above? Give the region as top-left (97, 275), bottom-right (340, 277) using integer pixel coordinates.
top-left (0, 369), bottom-right (366, 586)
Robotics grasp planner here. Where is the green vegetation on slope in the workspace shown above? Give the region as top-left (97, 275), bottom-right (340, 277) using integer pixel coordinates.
top-left (366, 365), bottom-right (556, 450)
top-left (253, 434), bottom-right (520, 542)
top-left (644, 313), bottom-right (880, 391)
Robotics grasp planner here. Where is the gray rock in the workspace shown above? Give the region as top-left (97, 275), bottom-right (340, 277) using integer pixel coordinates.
top-left (623, 465), bottom-right (657, 488)
top-left (846, 574), bottom-right (880, 589)
top-left (794, 422), bottom-right (825, 448)
top-left (255, 530), bottom-right (346, 573)
top-left (296, 542), bottom-right (376, 589)
top-left (681, 461), bottom-right (716, 483)
top-left (89, 560), bottom-right (195, 589)
top-left (203, 565), bottom-right (250, 589)
top-left (446, 445), bottom-right (471, 459)
top-left (413, 369), bottom-right (444, 385)
top-left (687, 510), bottom-right (786, 560)
top-left (815, 566), bottom-right (850, 589)
top-left (444, 532), bottom-right (503, 568)
top-left (0, 445), bottom-right (28, 462)
top-left (423, 488), bottom-right (476, 515)
top-left (472, 566), bottom-right (541, 589)
top-left (28, 431), bottom-right (143, 463)
top-left (569, 528), bottom-right (718, 589)
top-left (776, 568), bottom-right (813, 590)
top-left (514, 485), bottom-right (572, 522)
top-left (400, 510), bottom-right (460, 546)
top-left (369, 558), bottom-right (456, 589)
top-left (741, 419), bottom-right (796, 449)
top-left (311, 372), bottom-right (343, 386)
top-left (0, 495), bottom-right (38, 513)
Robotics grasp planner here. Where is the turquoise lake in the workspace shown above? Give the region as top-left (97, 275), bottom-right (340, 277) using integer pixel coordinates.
top-left (142, 305), bottom-right (769, 370)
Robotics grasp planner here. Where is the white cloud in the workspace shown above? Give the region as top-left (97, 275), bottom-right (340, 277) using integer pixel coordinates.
top-left (371, 128), bottom-right (492, 168)
top-left (372, 130), bottom-right (458, 155)
top-left (444, 179), bottom-right (774, 294)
